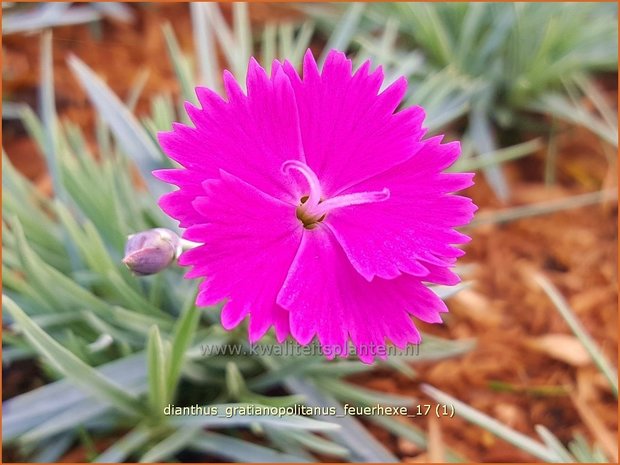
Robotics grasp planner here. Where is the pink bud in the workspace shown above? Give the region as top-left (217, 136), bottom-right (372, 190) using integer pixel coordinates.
top-left (122, 228), bottom-right (181, 276)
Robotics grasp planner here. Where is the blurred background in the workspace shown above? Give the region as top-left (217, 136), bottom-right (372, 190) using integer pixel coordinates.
top-left (2, 2), bottom-right (618, 463)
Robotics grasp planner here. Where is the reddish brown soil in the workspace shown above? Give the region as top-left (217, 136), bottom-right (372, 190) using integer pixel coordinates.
top-left (357, 136), bottom-right (618, 462)
top-left (3, 3), bottom-right (618, 463)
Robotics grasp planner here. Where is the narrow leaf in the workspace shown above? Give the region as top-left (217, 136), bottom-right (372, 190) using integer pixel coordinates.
top-left (3, 296), bottom-right (144, 418)
top-left (190, 430), bottom-right (309, 463)
top-left (147, 325), bottom-right (168, 415)
top-left (421, 384), bottom-right (561, 462)
top-left (167, 296), bottom-right (200, 398)
top-left (67, 55), bottom-right (167, 197)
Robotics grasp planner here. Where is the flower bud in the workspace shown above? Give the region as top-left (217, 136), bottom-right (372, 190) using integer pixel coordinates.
top-left (122, 228), bottom-right (181, 276)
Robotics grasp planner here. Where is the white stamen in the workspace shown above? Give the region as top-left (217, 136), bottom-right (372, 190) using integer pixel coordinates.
top-left (282, 160), bottom-right (322, 209)
top-left (313, 187), bottom-right (390, 217)
top-left (282, 160), bottom-right (390, 227)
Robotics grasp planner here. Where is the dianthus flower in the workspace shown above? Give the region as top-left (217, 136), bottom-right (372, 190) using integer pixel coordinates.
top-left (156, 49), bottom-right (476, 363)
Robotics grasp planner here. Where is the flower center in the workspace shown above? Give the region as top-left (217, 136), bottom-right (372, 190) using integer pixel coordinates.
top-left (282, 160), bottom-right (390, 229)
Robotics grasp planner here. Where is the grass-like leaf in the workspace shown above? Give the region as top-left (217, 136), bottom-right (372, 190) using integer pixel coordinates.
top-left (3, 353), bottom-right (146, 442)
top-left (319, 3), bottom-right (365, 66)
top-left (470, 189), bottom-right (618, 227)
top-left (95, 424), bottom-right (152, 463)
top-left (281, 376), bottom-right (398, 462)
top-left (535, 425), bottom-right (576, 463)
top-left (190, 2), bottom-right (219, 91)
top-left (30, 433), bottom-right (75, 463)
top-left (67, 54), bottom-right (167, 198)
top-left (139, 426), bottom-right (200, 463)
top-left (274, 428), bottom-right (350, 458)
top-left (3, 296), bottom-right (145, 418)
top-left (2, 3), bottom-right (101, 34)
top-left (189, 430), bottom-right (309, 463)
top-left (162, 22), bottom-right (196, 104)
top-left (147, 325), bottom-right (169, 416)
top-left (421, 383), bottom-right (563, 462)
top-left (319, 378), bottom-right (415, 407)
top-left (369, 415), bottom-right (465, 462)
top-left (166, 294), bottom-right (200, 398)
top-left (532, 272), bottom-right (618, 397)
top-left (20, 398), bottom-right (115, 444)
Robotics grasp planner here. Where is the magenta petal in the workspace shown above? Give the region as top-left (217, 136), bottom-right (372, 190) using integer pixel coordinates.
top-left (326, 136), bottom-right (477, 281)
top-left (156, 59), bottom-right (304, 205)
top-left (182, 170), bottom-right (303, 342)
top-left (222, 70), bottom-right (246, 103)
top-left (281, 49), bottom-right (425, 198)
top-left (277, 227), bottom-right (447, 364)
top-left (154, 167), bottom-right (210, 228)
top-left (158, 187), bottom-right (205, 229)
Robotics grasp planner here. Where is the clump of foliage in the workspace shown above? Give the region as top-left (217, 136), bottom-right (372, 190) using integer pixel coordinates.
top-left (309, 2), bottom-right (618, 200)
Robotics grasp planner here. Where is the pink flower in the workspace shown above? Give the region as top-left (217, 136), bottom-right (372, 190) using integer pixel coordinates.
top-left (156, 49), bottom-right (476, 363)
